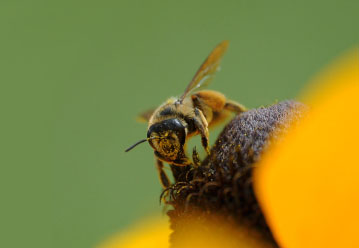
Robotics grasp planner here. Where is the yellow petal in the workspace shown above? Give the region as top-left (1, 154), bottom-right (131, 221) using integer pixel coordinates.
top-left (99, 213), bottom-right (276, 248)
top-left (255, 49), bottom-right (359, 248)
top-left (170, 214), bottom-right (276, 248)
top-left (98, 216), bottom-right (171, 248)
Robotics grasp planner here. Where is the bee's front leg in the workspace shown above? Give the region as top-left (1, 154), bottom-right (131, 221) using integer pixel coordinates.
top-left (193, 108), bottom-right (210, 155)
top-left (192, 146), bottom-right (201, 167)
top-left (155, 158), bottom-right (171, 189)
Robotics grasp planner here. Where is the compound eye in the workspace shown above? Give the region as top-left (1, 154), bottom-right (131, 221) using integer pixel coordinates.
top-left (177, 129), bottom-right (186, 145)
top-left (147, 129), bottom-right (154, 139)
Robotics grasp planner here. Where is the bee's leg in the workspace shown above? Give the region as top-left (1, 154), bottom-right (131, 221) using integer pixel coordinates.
top-left (191, 94), bottom-right (214, 121)
top-left (192, 146), bottom-right (201, 167)
top-left (224, 99), bottom-right (247, 113)
top-left (156, 158), bottom-right (171, 189)
top-left (193, 108), bottom-right (210, 155)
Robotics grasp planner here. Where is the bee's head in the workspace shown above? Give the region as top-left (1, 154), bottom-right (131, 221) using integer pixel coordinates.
top-left (147, 118), bottom-right (186, 161)
top-left (125, 118), bottom-right (187, 164)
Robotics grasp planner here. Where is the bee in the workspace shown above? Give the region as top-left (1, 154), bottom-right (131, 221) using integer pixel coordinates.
top-left (125, 41), bottom-right (246, 188)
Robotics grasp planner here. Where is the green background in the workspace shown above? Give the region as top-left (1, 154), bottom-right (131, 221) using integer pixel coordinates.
top-left (1, 0), bottom-right (358, 247)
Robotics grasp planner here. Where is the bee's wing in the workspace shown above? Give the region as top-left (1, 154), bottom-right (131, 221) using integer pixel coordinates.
top-left (137, 108), bottom-right (155, 123)
top-left (179, 40), bottom-right (229, 101)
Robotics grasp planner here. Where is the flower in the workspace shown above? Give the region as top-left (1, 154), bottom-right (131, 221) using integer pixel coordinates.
top-left (99, 49), bottom-right (359, 248)
top-left (98, 216), bottom-right (170, 248)
top-left (254, 49), bottom-right (359, 247)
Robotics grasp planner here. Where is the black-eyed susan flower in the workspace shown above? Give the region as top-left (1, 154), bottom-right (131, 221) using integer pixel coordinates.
top-left (100, 49), bottom-right (359, 248)
top-left (255, 49), bottom-right (359, 248)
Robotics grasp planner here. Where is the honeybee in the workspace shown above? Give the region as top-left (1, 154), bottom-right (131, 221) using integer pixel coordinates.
top-left (125, 41), bottom-right (246, 188)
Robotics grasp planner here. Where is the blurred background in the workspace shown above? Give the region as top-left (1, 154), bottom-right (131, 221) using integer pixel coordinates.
top-left (1, 0), bottom-right (358, 247)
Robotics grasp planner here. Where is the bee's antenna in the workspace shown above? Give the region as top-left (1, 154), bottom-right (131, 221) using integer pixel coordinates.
top-left (125, 139), bottom-right (148, 152)
top-left (125, 137), bottom-right (157, 152)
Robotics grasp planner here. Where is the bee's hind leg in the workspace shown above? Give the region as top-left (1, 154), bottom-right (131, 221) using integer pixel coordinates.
top-left (224, 99), bottom-right (247, 113)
